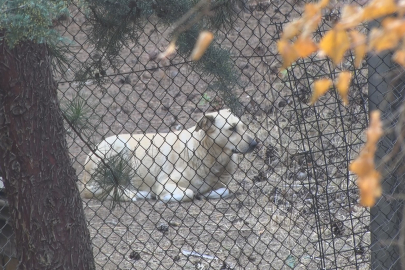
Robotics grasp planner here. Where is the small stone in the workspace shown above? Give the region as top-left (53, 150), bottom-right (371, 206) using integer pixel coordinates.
top-left (157, 223), bottom-right (169, 234)
top-left (129, 251), bottom-right (141, 260)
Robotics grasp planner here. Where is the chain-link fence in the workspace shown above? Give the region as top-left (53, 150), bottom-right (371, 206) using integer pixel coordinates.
top-left (368, 20), bottom-right (403, 269)
top-left (2, 0), bottom-right (404, 269)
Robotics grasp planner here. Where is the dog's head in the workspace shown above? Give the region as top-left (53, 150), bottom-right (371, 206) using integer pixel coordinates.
top-left (195, 109), bottom-right (257, 154)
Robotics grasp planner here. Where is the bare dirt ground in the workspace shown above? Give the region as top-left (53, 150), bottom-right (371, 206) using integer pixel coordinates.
top-left (57, 1), bottom-right (370, 269)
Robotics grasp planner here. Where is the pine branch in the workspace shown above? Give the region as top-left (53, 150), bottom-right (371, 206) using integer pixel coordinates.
top-left (61, 112), bottom-right (121, 189)
top-left (76, 0), bottom-right (244, 112)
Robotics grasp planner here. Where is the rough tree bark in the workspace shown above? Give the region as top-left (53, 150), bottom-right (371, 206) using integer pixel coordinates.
top-left (0, 33), bottom-right (95, 269)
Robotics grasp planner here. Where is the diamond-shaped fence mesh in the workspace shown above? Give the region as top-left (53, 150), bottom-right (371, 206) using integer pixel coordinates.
top-left (1, 0), bottom-right (405, 269)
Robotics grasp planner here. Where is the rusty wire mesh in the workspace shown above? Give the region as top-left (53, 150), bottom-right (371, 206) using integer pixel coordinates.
top-left (4, 0), bottom-right (402, 269)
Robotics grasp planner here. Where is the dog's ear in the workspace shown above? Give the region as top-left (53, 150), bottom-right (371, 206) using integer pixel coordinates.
top-left (195, 115), bottom-right (215, 132)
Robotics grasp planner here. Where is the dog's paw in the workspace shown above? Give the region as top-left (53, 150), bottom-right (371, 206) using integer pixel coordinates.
top-left (161, 189), bottom-right (194, 203)
top-left (136, 191), bottom-right (153, 200)
top-left (204, 188), bottom-right (232, 199)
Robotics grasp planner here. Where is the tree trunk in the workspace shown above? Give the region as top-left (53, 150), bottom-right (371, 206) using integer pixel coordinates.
top-left (0, 34), bottom-right (95, 269)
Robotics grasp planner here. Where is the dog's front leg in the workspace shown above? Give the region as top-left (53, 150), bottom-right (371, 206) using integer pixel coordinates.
top-left (160, 184), bottom-right (194, 202)
top-left (202, 175), bottom-right (233, 200)
top-left (157, 170), bottom-right (195, 202)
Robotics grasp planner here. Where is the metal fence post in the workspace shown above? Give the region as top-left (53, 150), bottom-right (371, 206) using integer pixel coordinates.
top-left (368, 21), bottom-right (402, 270)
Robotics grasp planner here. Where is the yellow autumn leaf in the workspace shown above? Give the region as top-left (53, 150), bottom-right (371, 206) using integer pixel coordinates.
top-left (282, 20), bottom-right (302, 40)
top-left (190, 31), bottom-right (214, 61)
top-left (293, 36), bottom-right (318, 58)
top-left (157, 41), bottom-right (177, 60)
top-left (303, 3), bottom-right (320, 20)
top-left (382, 18), bottom-right (405, 36)
top-left (362, 0), bottom-right (397, 21)
top-left (349, 110), bottom-right (383, 207)
top-left (356, 171), bottom-right (382, 207)
top-left (303, 18), bottom-right (322, 39)
top-left (302, 3), bottom-right (322, 37)
top-left (310, 78), bottom-right (332, 105)
top-left (336, 5), bottom-right (364, 30)
top-left (278, 39), bottom-right (299, 69)
top-left (335, 71), bottom-right (352, 106)
top-left (369, 28), bottom-right (399, 53)
top-left (319, 29), bottom-right (350, 65)
top-left (393, 50), bottom-right (405, 67)
top-left (317, 0), bottom-right (329, 9)
top-left (399, 0), bottom-right (405, 17)
top-left (349, 30), bottom-right (366, 68)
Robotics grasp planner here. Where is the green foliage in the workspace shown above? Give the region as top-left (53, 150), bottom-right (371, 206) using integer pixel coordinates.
top-left (83, 0), bottom-right (150, 60)
top-left (173, 22), bottom-right (242, 113)
top-left (90, 149), bottom-right (136, 206)
top-left (198, 93), bottom-right (212, 106)
top-left (79, 0), bottom-right (245, 112)
top-left (61, 93), bottom-right (102, 149)
top-left (152, 0), bottom-right (192, 25)
top-left (1, 0), bottom-right (72, 77)
top-left (62, 95), bottom-right (92, 130)
top-left (0, 0), bottom-right (69, 47)
top-left (74, 0), bottom-right (151, 86)
top-left (207, 0), bottom-right (247, 30)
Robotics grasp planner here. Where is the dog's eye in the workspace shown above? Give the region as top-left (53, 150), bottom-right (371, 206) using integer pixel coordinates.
top-left (229, 126), bottom-right (237, 132)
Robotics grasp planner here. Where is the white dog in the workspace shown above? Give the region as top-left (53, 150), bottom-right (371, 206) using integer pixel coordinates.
top-left (80, 109), bottom-right (257, 202)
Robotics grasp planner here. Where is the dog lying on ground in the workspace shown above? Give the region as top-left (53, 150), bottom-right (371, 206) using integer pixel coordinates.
top-left (80, 109), bottom-right (257, 203)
